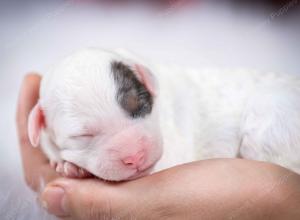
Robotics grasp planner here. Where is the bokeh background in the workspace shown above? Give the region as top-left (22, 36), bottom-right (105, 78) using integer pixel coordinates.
top-left (0, 0), bottom-right (299, 219)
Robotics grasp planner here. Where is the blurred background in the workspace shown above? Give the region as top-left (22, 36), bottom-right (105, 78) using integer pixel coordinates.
top-left (0, 0), bottom-right (299, 219)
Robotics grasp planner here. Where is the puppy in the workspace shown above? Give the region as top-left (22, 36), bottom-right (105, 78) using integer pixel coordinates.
top-left (28, 48), bottom-right (300, 181)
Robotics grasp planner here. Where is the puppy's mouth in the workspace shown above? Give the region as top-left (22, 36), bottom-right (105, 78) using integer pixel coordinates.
top-left (74, 164), bottom-right (154, 182)
top-left (126, 164), bottom-right (155, 180)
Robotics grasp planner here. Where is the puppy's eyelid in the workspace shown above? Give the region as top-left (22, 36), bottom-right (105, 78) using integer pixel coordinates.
top-left (69, 128), bottom-right (103, 139)
top-left (70, 134), bottom-right (94, 139)
top-left (81, 134), bottom-right (94, 137)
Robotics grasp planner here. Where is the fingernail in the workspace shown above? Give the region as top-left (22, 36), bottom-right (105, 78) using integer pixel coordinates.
top-left (42, 186), bottom-right (68, 217)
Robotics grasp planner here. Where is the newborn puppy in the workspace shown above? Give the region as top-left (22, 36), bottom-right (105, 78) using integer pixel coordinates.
top-left (28, 49), bottom-right (163, 181)
top-left (28, 48), bottom-right (300, 181)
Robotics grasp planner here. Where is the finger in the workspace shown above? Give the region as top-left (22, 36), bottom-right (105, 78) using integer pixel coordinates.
top-left (16, 73), bottom-right (42, 146)
top-left (41, 178), bottom-right (123, 220)
top-left (41, 160), bottom-right (300, 220)
top-left (16, 73), bottom-right (58, 191)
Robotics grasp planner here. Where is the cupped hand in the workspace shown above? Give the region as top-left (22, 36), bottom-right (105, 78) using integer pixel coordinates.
top-left (17, 74), bottom-right (300, 220)
top-left (40, 159), bottom-right (300, 220)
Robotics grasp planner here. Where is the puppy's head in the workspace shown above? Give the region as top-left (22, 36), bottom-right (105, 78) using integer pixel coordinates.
top-left (28, 48), bottom-right (163, 181)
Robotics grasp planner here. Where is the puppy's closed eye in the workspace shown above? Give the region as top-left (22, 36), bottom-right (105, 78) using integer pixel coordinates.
top-left (70, 134), bottom-right (95, 139)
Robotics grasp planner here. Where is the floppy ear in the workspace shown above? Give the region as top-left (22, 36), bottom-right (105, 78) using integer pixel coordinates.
top-left (28, 102), bottom-right (45, 147)
top-left (133, 64), bottom-right (158, 97)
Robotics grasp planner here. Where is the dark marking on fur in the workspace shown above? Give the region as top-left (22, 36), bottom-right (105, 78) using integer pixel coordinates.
top-left (111, 61), bottom-right (153, 118)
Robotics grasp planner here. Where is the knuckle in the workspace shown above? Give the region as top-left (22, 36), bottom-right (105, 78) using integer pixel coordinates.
top-left (24, 174), bottom-right (39, 192)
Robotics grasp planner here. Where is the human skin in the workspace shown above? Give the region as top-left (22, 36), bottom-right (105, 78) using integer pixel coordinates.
top-left (17, 73), bottom-right (300, 220)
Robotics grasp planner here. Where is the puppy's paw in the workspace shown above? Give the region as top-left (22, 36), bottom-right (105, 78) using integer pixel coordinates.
top-left (54, 161), bottom-right (92, 178)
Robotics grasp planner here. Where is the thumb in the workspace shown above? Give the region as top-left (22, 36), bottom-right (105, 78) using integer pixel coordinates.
top-left (41, 178), bottom-right (124, 220)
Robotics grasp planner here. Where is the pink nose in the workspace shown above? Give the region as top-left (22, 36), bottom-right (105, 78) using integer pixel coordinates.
top-left (122, 151), bottom-right (145, 168)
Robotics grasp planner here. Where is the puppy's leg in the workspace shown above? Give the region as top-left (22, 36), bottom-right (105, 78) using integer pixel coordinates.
top-left (55, 161), bottom-right (92, 178)
top-left (40, 132), bottom-right (92, 178)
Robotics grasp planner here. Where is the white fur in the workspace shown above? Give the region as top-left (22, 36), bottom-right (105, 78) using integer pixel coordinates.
top-left (155, 65), bottom-right (300, 173)
top-left (37, 48), bottom-right (300, 181)
top-left (38, 48), bottom-right (163, 181)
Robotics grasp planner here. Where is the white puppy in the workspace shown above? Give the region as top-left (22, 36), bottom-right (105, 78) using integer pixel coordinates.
top-left (28, 48), bottom-right (300, 181)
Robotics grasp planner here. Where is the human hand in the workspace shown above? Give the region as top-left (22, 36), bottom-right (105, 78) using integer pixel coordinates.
top-left (41, 159), bottom-right (300, 220)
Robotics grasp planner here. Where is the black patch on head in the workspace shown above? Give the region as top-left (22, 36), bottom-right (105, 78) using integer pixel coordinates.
top-left (111, 61), bottom-right (153, 118)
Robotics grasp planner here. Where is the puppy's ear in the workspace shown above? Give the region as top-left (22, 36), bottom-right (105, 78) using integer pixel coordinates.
top-left (28, 102), bottom-right (45, 147)
top-left (112, 48), bottom-right (157, 95)
top-left (133, 64), bottom-right (158, 97)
